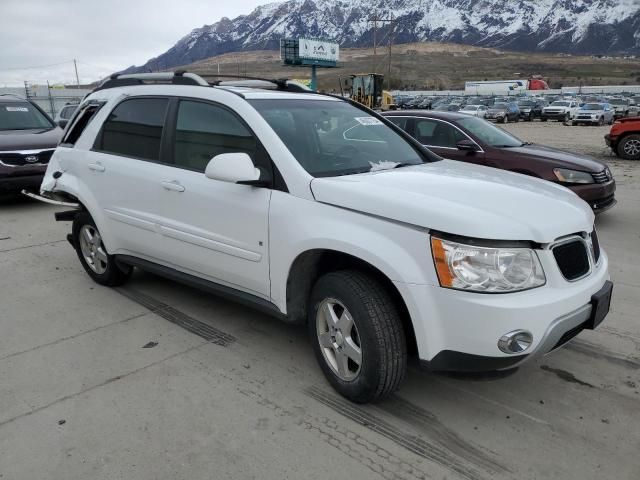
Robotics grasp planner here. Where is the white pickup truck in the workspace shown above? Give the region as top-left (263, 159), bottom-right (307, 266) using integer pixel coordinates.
top-left (541, 100), bottom-right (581, 122)
top-left (29, 72), bottom-right (612, 403)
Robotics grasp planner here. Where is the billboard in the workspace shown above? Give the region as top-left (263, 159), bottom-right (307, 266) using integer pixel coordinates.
top-left (299, 38), bottom-right (339, 63)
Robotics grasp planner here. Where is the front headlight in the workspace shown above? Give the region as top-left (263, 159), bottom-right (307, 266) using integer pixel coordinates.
top-left (431, 237), bottom-right (546, 293)
top-left (553, 168), bottom-right (594, 184)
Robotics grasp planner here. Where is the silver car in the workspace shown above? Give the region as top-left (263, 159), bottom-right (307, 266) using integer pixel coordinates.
top-left (572, 103), bottom-right (614, 126)
top-left (458, 104), bottom-right (488, 118)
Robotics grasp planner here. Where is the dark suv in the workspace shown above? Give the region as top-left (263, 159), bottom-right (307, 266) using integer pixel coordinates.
top-left (0, 95), bottom-right (63, 194)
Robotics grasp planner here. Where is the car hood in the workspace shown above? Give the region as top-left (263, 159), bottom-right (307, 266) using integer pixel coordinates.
top-left (0, 127), bottom-right (62, 151)
top-left (503, 144), bottom-right (605, 172)
top-left (310, 160), bottom-right (593, 244)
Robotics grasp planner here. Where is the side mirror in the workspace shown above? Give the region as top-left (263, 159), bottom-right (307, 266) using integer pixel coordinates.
top-left (57, 119), bottom-right (68, 129)
top-left (456, 139), bottom-right (480, 152)
top-left (205, 153), bottom-right (262, 185)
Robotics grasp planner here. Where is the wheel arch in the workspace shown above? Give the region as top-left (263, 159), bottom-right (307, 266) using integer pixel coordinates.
top-left (285, 248), bottom-right (418, 355)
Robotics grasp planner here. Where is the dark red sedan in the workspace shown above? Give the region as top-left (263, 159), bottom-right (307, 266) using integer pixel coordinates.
top-left (382, 110), bottom-right (616, 213)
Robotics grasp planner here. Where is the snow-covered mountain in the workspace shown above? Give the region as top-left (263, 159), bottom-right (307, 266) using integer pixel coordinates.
top-left (129, 0), bottom-right (640, 72)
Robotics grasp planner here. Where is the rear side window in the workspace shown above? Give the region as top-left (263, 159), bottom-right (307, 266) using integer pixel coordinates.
top-left (173, 100), bottom-right (257, 172)
top-left (98, 98), bottom-right (168, 161)
top-left (61, 102), bottom-right (104, 146)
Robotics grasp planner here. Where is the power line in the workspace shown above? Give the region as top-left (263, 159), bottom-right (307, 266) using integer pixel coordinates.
top-left (0, 60), bottom-right (74, 72)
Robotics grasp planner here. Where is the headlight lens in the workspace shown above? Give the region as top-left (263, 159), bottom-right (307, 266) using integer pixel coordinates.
top-left (431, 237), bottom-right (546, 293)
top-left (553, 168), bottom-right (594, 184)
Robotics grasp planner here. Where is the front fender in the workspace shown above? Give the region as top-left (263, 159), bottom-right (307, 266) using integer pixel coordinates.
top-left (268, 192), bottom-right (436, 314)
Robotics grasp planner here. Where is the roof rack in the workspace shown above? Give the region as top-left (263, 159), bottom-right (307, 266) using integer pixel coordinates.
top-left (92, 70), bottom-right (209, 92)
top-left (91, 70), bottom-right (312, 94)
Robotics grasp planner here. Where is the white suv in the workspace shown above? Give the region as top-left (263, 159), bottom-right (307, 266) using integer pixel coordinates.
top-left (33, 72), bottom-right (612, 403)
top-left (541, 100), bottom-right (580, 122)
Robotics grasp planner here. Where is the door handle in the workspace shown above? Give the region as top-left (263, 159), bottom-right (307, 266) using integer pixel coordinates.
top-left (161, 180), bottom-right (185, 192)
top-left (88, 162), bottom-right (105, 172)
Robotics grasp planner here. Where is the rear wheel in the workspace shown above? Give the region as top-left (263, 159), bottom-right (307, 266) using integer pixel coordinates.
top-left (617, 134), bottom-right (640, 160)
top-left (308, 270), bottom-right (407, 403)
top-left (72, 212), bottom-right (132, 286)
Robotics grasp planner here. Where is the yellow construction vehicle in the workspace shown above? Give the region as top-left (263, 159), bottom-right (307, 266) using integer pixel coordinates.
top-left (349, 73), bottom-right (396, 110)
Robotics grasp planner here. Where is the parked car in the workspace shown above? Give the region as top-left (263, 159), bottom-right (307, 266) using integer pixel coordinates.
top-left (53, 102), bottom-right (79, 127)
top-left (0, 94), bottom-right (63, 195)
top-left (541, 100), bottom-right (580, 122)
top-left (459, 104), bottom-right (488, 118)
top-left (484, 102), bottom-right (520, 123)
top-left (433, 103), bottom-right (461, 112)
top-left (572, 103), bottom-right (614, 126)
top-left (517, 99), bottom-right (547, 121)
top-left (383, 110), bottom-right (616, 212)
top-left (32, 73), bottom-right (612, 403)
top-left (608, 98), bottom-right (639, 119)
top-left (605, 116), bottom-right (640, 160)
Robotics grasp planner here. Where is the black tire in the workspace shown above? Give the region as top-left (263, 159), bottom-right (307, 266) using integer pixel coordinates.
top-left (598, 117), bottom-right (604, 126)
top-left (541, 118), bottom-right (547, 122)
top-left (617, 134), bottom-right (640, 160)
top-left (502, 116), bottom-right (508, 124)
top-left (308, 270), bottom-right (407, 403)
top-left (572, 122), bottom-right (577, 126)
top-left (564, 113), bottom-right (570, 123)
top-left (72, 212), bottom-right (132, 286)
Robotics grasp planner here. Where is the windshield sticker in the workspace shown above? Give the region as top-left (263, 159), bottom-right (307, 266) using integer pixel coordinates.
top-left (5, 106), bottom-right (29, 112)
top-left (355, 117), bottom-right (383, 126)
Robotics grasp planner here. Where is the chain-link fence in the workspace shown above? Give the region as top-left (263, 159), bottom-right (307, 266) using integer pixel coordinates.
top-left (0, 83), bottom-right (92, 119)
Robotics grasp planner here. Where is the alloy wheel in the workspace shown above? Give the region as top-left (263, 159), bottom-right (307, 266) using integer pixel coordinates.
top-left (316, 298), bottom-right (362, 381)
top-left (78, 224), bottom-right (108, 274)
top-left (623, 139), bottom-right (640, 157)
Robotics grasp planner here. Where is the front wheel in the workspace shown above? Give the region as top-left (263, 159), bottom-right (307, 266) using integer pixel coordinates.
top-left (72, 212), bottom-right (132, 286)
top-left (563, 113), bottom-right (570, 123)
top-left (502, 116), bottom-right (508, 124)
top-left (617, 134), bottom-right (640, 160)
top-left (598, 116), bottom-right (605, 126)
top-left (308, 270), bottom-right (407, 403)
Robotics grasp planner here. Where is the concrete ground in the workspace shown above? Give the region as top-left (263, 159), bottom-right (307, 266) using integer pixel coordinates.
top-left (1, 122), bottom-right (639, 480)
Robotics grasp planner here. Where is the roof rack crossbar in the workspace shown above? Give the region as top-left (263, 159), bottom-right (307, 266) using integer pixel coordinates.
top-left (92, 71), bottom-right (210, 92)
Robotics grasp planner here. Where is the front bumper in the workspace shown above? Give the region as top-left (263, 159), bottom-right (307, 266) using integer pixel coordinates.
top-left (568, 180), bottom-right (616, 213)
top-left (0, 174), bottom-right (44, 193)
top-left (395, 247), bottom-right (610, 371)
top-left (542, 111), bottom-right (568, 120)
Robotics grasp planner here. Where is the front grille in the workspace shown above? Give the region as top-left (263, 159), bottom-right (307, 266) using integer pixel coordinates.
top-left (591, 229), bottom-right (601, 263)
top-left (592, 170), bottom-right (610, 184)
top-left (553, 239), bottom-right (590, 281)
top-left (0, 149), bottom-right (54, 166)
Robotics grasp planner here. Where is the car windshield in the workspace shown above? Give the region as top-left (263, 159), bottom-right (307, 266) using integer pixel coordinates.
top-left (0, 101), bottom-right (54, 130)
top-left (457, 117), bottom-right (523, 148)
top-left (581, 104), bottom-right (604, 111)
top-left (462, 106), bottom-right (478, 110)
top-left (492, 103), bottom-right (508, 109)
top-left (609, 99), bottom-right (627, 105)
top-left (249, 99), bottom-right (434, 177)
top-left (60, 105), bottom-right (77, 119)
top-left (551, 101), bottom-right (570, 106)
top-left (518, 101), bottom-right (535, 106)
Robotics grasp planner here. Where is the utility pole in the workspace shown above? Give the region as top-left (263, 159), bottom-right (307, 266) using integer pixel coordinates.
top-left (73, 59), bottom-right (80, 88)
top-left (367, 13), bottom-right (395, 85)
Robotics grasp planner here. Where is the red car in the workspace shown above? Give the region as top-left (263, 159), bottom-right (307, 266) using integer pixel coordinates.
top-left (383, 110), bottom-right (616, 213)
top-left (605, 117), bottom-right (640, 160)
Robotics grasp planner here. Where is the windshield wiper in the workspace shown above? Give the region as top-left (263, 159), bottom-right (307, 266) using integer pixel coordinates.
top-left (393, 162), bottom-right (420, 169)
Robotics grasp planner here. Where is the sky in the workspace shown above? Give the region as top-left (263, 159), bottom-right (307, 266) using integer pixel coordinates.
top-left (0, 0), bottom-right (267, 87)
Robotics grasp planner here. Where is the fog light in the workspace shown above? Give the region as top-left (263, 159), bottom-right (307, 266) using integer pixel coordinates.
top-left (498, 330), bottom-right (533, 354)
